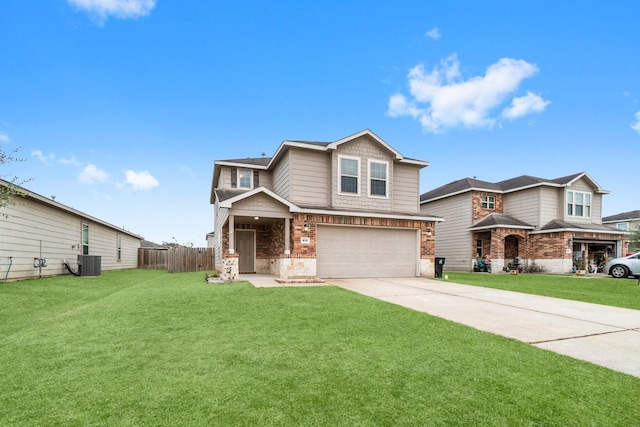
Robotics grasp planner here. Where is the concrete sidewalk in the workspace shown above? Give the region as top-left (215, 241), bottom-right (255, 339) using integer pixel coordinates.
top-left (326, 277), bottom-right (640, 378)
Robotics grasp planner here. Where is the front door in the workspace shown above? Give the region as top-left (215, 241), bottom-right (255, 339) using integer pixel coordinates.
top-left (236, 230), bottom-right (255, 273)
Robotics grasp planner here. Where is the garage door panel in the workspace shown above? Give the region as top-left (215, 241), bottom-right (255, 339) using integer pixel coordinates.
top-left (317, 225), bottom-right (417, 278)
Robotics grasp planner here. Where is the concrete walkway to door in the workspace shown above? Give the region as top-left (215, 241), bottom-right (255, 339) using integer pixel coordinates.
top-left (327, 277), bottom-right (640, 378)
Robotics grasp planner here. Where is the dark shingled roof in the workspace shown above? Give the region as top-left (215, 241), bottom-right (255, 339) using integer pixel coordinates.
top-left (421, 172), bottom-right (592, 202)
top-left (420, 178), bottom-right (500, 202)
top-left (218, 157), bottom-right (272, 166)
top-left (471, 213), bottom-right (534, 229)
top-left (539, 220), bottom-right (620, 232)
top-left (602, 209), bottom-right (640, 222)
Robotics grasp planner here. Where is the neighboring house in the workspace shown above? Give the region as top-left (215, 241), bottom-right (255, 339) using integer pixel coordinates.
top-left (205, 231), bottom-right (215, 248)
top-left (602, 210), bottom-right (640, 232)
top-left (210, 129), bottom-right (441, 281)
top-left (0, 180), bottom-right (143, 281)
top-left (419, 172), bottom-right (627, 274)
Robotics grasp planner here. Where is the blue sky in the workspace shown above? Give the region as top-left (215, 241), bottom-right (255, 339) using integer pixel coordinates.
top-left (1, 1), bottom-right (639, 246)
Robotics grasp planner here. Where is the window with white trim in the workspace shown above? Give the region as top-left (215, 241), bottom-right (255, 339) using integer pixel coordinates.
top-left (616, 222), bottom-right (629, 231)
top-left (567, 190), bottom-right (591, 218)
top-left (482, 195), bottom-right (495, 209)
top-left (339, 156), bottom-right (359, 195)
top-left (476, 239), bottom-right (483, 258)
top-left (368, 160), bottom-right (388, 197)
top-left (238, 169), bottom-right (252, 189)
top-left (81, 223), bottom-right (89, 255)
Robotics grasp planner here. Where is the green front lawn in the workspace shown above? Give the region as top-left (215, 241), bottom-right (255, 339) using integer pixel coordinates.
top-left (440, 272), bottom-right (640, 310)
top-left (1, 269), bottom-right (639, 426)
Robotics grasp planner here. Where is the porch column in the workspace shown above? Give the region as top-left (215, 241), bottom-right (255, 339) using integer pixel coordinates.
top-left (284, 217), bottom-right (290, 255)
top-left (229, 215), bottom-right (235, 253)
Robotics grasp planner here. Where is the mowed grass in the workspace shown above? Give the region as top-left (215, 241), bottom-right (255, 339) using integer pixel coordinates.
top-left (440, 272), bottom-right (640, 310)
top-left (1, 270), bottom-right (639, 426)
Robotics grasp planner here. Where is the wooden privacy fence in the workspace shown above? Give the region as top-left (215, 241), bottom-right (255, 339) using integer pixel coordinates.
top-left (138, 247), bottom-right (214, 273)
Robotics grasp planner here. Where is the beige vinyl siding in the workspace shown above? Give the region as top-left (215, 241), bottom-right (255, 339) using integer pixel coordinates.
top-left (564, 178), bottom-right (598, 224)
top-left (539, 186), bottom-right (561, 226)
top-left (231, 193), bottom-right (292, 218)
top-left (503, 187), bottom-right (543, 228)
top-left (421, 193), bottom-right (473, 271)
top-left (0, 195), bottom-right (140, 281)
top-left (289, 147), bottom-right (330, 207)
top-left (392, 164), bottom-right (420, 214)
top-left (219, 167), bottom-right (272, 190)
top-left (272, 150), bottom-right (291, 199)
top-left (331, 136), bottom-right (394, 212)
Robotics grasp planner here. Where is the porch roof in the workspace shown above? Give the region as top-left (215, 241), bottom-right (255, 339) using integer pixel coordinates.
top-left (469, 213), bottom-right (535, 231)
top-left (531, 220), bottom-right (627, 235)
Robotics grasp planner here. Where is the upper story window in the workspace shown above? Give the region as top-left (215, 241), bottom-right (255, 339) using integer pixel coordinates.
top-left (368, 160), bottom-right (388, 197)
top-left (238, 169), bottom-right (252, 189)
top-left (616, 222), bottom-right (629, 231)
top-left (567, 190), bottom-right (591, 218)
top-left (339, 156), bottom-right (359, 195)
top-left (482, 195), bottom-right (495, 210)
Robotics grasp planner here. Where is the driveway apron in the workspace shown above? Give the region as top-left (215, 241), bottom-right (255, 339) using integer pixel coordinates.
top-left (327, 277), bottom-right (640, 378)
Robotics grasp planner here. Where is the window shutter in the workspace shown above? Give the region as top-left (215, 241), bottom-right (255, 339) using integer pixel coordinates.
top-left (253, 170), bottom-right (259, 188)
top-left (231, 168), bottom-right (237, 188)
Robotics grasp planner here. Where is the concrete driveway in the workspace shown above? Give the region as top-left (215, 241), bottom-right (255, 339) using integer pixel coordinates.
top-left (326, 277), bottom-right (640, 378)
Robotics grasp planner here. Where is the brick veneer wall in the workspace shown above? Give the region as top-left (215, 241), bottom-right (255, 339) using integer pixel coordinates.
top-left (471, 192), bottom-right (503, 223)
top-left (291, 213), bottom-right (436, 259)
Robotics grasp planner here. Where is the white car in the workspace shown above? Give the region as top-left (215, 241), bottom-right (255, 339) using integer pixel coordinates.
top-left (604, 252), bottom-right (640, 278)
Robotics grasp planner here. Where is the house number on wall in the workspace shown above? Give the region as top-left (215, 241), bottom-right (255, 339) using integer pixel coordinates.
top-left (300, 237), bottom-right (310, 244)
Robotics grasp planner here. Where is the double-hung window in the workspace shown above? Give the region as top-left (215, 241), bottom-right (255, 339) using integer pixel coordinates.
top-left (339, 156), bottom-right (359, 195)
top-left (238, 169), bottom-right (252, 189)
top-left (567, 190), bottom-right (592, 218)
top-left (482, 195), bottom-right (495, 209)
top-left (368, 160), bottom-right (388, 197)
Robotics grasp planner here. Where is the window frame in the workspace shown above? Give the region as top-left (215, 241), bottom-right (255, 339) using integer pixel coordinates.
top-left (238, 168), bottom-right (253, 189)
top-left (368, 159), bottom-right (389, 198)
top-left (81, 223), bottom-right (89, 255)
top-left (567, 190), bottom-right (592, 218)
top-left (616, 222), bottom-right (629, 231)
top-left (338, 155), bottom-right (360, 196)
top-left (482, 195), bottom-right (496, 210)
top-left (116, 234), bottom-right (122, 262)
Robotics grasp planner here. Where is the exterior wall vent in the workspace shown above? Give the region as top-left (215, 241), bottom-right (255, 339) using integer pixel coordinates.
top-left (77, 255), bottom-right (102, 277)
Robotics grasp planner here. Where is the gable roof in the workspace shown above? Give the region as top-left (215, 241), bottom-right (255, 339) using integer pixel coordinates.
top-left (0, 179), bottom-right (143, 239)
top-left (469, 213), bottom-right (535, 231)
top-left (532, 220), bottom-right (626, 235)
top-left (421, 172), bottom-right (609, 203)
top-left (217, 187), bottom-right (298, 210)
top-left (602, 209), bottom-right (640, 223)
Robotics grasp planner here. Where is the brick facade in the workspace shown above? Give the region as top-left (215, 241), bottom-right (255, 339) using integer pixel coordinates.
top-left (471, 192), bottom-right (503, 223)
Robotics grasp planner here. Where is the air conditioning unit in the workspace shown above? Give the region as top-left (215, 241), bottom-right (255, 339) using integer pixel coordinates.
top-left (77, 255), bottom-right (102, 277)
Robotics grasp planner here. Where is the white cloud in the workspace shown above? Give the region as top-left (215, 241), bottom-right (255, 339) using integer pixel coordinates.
top-left (387, 54), bottom-right (549, 133)
top-left (124, 170), bottom-right (158, 191)
top-left (631, 111), bottom-right (640, 134)
top-left (0, 132), bottom-right (9, 143)
top-left (79, 164), bottom-right (110, 185)
top-left (59, 155), bottom-right (83, 167)
top-left (502, 91), bottom-right (550, 119)
top-left (31, 150), bottom-right (56, 164)
top-left (68, 0), bottom-right (156, 22)
top-left (425, 27), bottom-right (441, 40)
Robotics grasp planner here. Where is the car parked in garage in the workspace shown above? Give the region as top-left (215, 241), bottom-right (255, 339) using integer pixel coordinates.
top-left (604, 252), bottom-right (640, 278)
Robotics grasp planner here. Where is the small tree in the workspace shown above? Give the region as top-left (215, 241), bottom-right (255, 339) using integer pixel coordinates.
top-left (628, 226), bottom-right (640, 253)
top-left (0, 144), bottom-right (31, 213)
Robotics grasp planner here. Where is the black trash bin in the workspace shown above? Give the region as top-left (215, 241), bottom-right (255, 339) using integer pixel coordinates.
top-left (434, 257), bottom-right (445, 278)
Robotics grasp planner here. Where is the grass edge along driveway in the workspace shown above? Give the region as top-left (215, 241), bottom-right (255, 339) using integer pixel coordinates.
top-left (1, 269), bottom-right (639, 426)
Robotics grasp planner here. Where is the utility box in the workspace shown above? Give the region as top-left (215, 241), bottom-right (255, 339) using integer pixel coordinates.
top-left (78, 255), bottom-right (102, 277)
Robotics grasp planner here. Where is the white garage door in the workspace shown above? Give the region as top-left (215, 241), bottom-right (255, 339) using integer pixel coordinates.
top-left (316, 225), bottom-right (418, 278)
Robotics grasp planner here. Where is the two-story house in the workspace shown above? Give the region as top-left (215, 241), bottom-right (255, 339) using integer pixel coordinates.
top-left (210, 129), bottom-right (441, 281)
top-left (419, 172), bottom-right (628, 274)
top-left (603, 210), bottom-right (640, 232)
